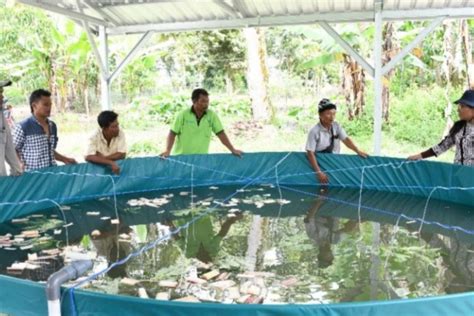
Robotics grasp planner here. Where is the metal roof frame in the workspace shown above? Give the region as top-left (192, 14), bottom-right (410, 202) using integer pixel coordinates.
top-left (16, 0), bottom-right (474, 154)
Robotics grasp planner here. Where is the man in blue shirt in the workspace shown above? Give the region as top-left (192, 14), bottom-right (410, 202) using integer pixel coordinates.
top-left (13, 89), bottom-right (76, 171)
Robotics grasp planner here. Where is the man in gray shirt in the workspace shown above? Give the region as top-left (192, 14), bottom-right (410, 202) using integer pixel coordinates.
top-left (0, 80), bottom-right (22, 176)
top-left (305, 98), bottom-right (367, 184)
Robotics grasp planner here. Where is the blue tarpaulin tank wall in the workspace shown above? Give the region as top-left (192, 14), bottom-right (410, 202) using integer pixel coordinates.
top-left (0, 152), bottom-right (473, 315)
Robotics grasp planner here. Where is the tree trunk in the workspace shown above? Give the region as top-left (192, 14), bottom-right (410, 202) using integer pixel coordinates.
top-left (461, 19), bottom-right (474, 89)
top-left (224, 74), bottom-right (234, 95)
top-left (84, 85), bottom-right (90, 117)
top-left (243, 27), bottom-right (274, 122)
top-left (244, 215), bottom-right (263, 272)
top-left (441, 21), bottom-right (454, 85)
top-left (50, 63), bottom-right (60, 113)
top-left (442, 21), bottom-right (455, 136)
top-left (382, 22), bottom-right (397, 123)
top-left (342, 55), bottom-right (365, 120)
top-left (342, 57), bottom-right (354, 120)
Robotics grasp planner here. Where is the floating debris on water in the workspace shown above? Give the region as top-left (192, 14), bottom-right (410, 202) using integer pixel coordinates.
top-left (186, 277), bottom-right (207, 285)
top-left (138, 287), bottom-right (149, 298)
top-left (22, 230), bottom-right (40, 238)
top-left (281, 277), bottom-right (298, 288)
top-left (11, 218), bottom-right (29, 224)
top-left (159, 280), bottom-right (178, 288)
top-left (210, 280), bottom-right (235, 290)
top-left (202, 270), bottom-right (220, 281)
top-left (155, 292), bottom-right (169, 300)
top-left (174, 296), bottom-right (200, 303)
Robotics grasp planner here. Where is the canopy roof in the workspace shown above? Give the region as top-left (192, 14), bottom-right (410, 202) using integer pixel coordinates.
top-left (18, 0), bottom-right (474, 35)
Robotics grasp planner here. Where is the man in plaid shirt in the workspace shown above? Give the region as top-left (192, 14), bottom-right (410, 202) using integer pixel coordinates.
top-left (13, 89), bottom-right (76, 171)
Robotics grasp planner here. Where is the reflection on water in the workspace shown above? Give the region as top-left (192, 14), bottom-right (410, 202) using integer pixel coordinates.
top-left (0, 185), bottom-right (473, 304)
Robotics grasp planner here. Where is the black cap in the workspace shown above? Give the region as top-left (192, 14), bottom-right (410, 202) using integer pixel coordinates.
top-left (318, 98), bottom-right (337, 113)
top-left (454, 90), bottom-right (474, 108)
top-left (0, 80), bottom-right (12, 88)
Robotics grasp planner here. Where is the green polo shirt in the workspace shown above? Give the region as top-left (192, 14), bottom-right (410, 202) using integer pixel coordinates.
top-left (171, 107), bottom-right (224, 155)
top-left (176, 215), bottom-right (223, 260)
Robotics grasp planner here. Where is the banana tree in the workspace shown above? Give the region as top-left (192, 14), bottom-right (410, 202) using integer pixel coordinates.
top-left (296, 24), bottom-right (371, 120)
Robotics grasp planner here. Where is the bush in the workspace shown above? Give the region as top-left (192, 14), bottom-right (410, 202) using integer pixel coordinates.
top-left (128, 140), bottom-right (160, 157)
top-left (121, 91), bottom-right (251, 130)
top-left (387, 86), bottom-right (463, 147)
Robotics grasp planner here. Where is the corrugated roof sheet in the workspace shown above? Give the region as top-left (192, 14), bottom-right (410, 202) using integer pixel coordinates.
top-left (18, 0), bottom-right (474, 35)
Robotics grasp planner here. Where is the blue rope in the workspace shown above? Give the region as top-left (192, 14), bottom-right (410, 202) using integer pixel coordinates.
top-left (2, 157), bottom-right (471, 211)
top-left (279, 185), bottom-right (474, 236)
top-left (2, 176), bottom-right (473, 210)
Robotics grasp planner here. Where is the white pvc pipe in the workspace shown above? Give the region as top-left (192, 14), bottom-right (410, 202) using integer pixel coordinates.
top-left (47, 300), bottom-right (61, 316)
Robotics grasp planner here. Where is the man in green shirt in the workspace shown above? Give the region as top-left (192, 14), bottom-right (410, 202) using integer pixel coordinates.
top-left (160, 88), bottom-right (242, 157)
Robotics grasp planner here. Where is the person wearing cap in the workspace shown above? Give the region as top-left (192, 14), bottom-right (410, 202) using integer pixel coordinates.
top-left (0, 80), bottom-right (22, 176)
top-left (13, 89), bottom-right (77, 171)
top-left (160, 88), bottom-right (242, 158)
top-left (85, 110), bottom-right (127, 175)
top-left (306, 98), bottom-right (368, 184)
top-left (408, 89), bottom-right (474, 166)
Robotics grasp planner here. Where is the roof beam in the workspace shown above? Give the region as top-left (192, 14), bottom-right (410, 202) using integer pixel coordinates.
top-left (18, 0), bottom-right (110, 26)
top-left (83, 0), bottom-right (121, 26)
top-left (109, 31), bottom-right (154, 83)
top-left (232, 0), bottom-right (249, 17)
top-left (106, 6), bottom-right (474, 35)
top-left (381, 7), bottom-right (474, 20)
top-left (93, 0), bottom-right (191, 8)
top-left (76, 0), bottom-right (108, 79)
top-left (382, 16), bottom-right (445, 75)
top-left (212, 0), bottom-right (242, 19)
top-left (319, 21), bottom-right (374, 77)
top-left (107, 10), bottom-right (373, 35)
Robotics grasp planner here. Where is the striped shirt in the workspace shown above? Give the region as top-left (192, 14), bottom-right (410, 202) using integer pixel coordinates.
top-left (13, 116), bottom-right (58, 171)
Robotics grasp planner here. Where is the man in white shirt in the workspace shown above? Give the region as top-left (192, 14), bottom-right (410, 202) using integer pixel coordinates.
top-left (306, 98), bottom-right (368, 184)
top-left (85, 111), bottom-right (126, 174)
top-left (0, 80), bottom-right (22, 176)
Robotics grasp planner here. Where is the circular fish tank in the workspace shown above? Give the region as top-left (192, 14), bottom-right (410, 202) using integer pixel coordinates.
top-left (0, 152), bottom-right (473, 316)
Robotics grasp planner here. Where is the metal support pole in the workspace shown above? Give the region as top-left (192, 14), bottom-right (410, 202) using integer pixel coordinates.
top-left (373, 3), bottom-right (383, 155)
top-left (109, 31), bottom-right (153, 84)
top-left (99, 26), bottom-right (111, 110)
top-left (382, 16), bottom-right (445, 75)
top-left (319, 21), bottom-right (375, 77)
